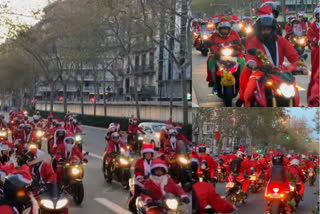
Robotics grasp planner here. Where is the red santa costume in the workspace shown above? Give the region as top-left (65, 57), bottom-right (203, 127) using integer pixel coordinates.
top-left (239, 5), bottom-right (301, 106)
top-left (141, 158), bottom-right (188, 213)
top-left (134, 144), bottom-right (154, 187)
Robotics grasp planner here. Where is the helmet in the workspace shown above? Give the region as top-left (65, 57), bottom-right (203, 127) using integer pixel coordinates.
top-left (33, 115), bottom-right (40, 122)
top-left (217, 17), bottom-right (231, 36)
top-left (111, 132), bottom-right (120, 142)
top-left (175, 125), bottom-right (182, 134)
top-left (72, 119), bottom-right (77, 124)
top-left (301, 154), bottom-right (306, 159)
top-left (198, 144), bottom-right (206, 153)
top-left (290, 17), bottom-right (299, 25)
top-left (168, 128), bottom-right (177, 136)
top-left (290, 159), bottom-right (299, 166)
top-left (287, 154), bottom-right (292, 159)
top-left (150, 158), bottom-right (168, 175)
top-left (132, 118), bottom-right (138, 124)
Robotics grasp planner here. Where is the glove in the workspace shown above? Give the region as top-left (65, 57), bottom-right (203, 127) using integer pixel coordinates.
top-left (181, 196), bottom-right (190, 204)
top-left (146, 199), bottom-right (153, 207)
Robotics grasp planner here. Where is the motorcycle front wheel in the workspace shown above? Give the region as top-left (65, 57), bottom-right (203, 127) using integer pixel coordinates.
top-left (309, 176), bottom-right (315, 186)
top-left (72, 182), bottom-right (84, 205)
top-left (223, 86), bottom-right (233, 107)
top-left (270, 200), bottom-right (282, 214)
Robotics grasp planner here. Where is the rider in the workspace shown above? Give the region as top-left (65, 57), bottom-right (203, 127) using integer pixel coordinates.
top-left (260, 0), bottom-right (282, 36)
top-left (104, 132), bottom-right (127, 183)
top-left (198, 144), bottom-right (218, 183)
top-left (52, 133), bottom-right (87, 182)
top-left (32, 115), bottom-right (42, 129)
top-left (239, 5), bottom-right (306, 107)
top-left (206, 16), bottom-right (245, 89)
top-left (194, 20), bottom-right (209, 48)
top-left (229, 146), bottom-right (250, 198)
top-left (285, 16), bottom-right (295, 40)
top-left (163, 128), bottom-right (180, 154)
top-left (160, 119), bottom-right (173, 152)
top-left (286, 159), bottom-right (306, 200)
top-left (50, 128), bottom-right (67, 152)
top-left (141, 158), bottom-right (189, 213)
top-left (192, 158), bottom-right (235, 214)
top-left (67, 119), bottom-right (82, 134)
top-left (0, 113), bottom-right (7, 129)
top-left (307, 7), bottom-right (319, 106)
top-left (44, 112), bottom-right (54, 130)
top-left (175, 124), bottom-right (191, 146)
top-left (128, 143), bottom-right (155, 213)
top-left (105, 122), bottom-right (120, 141)
top-left (127, 118), bottom-right (145, 148)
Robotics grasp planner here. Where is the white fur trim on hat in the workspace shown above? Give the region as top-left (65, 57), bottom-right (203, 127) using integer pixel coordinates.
top-left (259, 14), bottom-right (273, 18)
top-left (151, 163), bottom-right (168, 173)
top-left (142, 148), bottom-right (154, 154)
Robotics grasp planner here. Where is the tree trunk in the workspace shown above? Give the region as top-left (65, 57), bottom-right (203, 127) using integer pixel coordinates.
top-left (80, 63), bottom-right (84, 115)
top-left (63, 83), bottom-right (67, 113)
top-left (103, 70), bottom-right (106, 117)
top-left (50, 83), bottom-right (54, 112)
top-left (180, 0), bottom-right (189, 125)
top-left (19, 88), bottom-right (24, 110)
top-left (44, 91), bottom-right (48, 111)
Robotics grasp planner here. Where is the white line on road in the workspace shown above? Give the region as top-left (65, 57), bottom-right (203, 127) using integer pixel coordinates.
top-left (83, 150), bottom-right (103, 160)
top-left (94, 198), bottom-right (131, 214)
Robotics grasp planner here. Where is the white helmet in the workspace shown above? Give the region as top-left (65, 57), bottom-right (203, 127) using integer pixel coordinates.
top-left (33, 115), bottom-right (40, 121)
top-left (111, 132), bottom-right (120, 142)
top-left (301, 154), bottom-right (306, 159)
top-left (287, 154), bottom-right (292, 159)
top-left (290, 159), bottom-right (299, 166)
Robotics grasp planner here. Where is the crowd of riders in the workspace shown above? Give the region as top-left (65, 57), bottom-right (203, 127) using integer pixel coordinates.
top-left (192, 143), bottom-right (319, 213)
top-left (192, 0), bottom-right (319, 107)
top-left (0, 110), bottom-right (192, 214)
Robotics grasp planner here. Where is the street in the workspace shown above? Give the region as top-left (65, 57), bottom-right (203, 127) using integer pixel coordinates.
top-left (192, 47), bottom-right (312, 107)
top-left (214, 179), bottom-right (319, 214)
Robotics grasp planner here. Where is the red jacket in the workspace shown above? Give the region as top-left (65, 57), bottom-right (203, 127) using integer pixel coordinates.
top-left (128, 124), bottom-right (143, 134)
top-left (52, 143), bottom-right (84, 161)
top-left (66, 124), bottom-right (82, 134)
top-left (141, 176), bottom-right (187, 203)
top-left (285, 23), bottom-right (293, 34)
top-left (104, 140), bottom-right (127, 163)
top-left (30, 161), bottom-right (57, 183)
top-left (286, 165), bottom-right (306, 184)
top-left (134, 158), bottom-right (152, 181)
top-left (193, 181), bottom-right (234, 214)
top-left (44, 120), bottom-right (53, 130)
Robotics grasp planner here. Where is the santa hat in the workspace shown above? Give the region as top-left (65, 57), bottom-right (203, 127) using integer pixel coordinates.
top-left (53, 128), bottom-right (66, 148)
top-left (261, 0), bottom-right (276, 7)
top-left (221, 149), bottom-right (225, 153)
top-left (231, 16), bottom-right (239, 22)
top-left (165, 119), bottom-right (172, 125)
top-left (12, 164), bottom-right (33, 184)
top-left (63, 132), bottom-right (75, 143)
top-left (217, 16), bottom-right (231, 28)
top-left (48, 112), bottom-right (54, 118)
top-left (175, 124), bottom-right (183, 128)
top-left (258, 5), bottom-right (273, 19)
top-left (212, 15), bottom-right (219, 24)
top-left (237, 146), bottom-right (245, 155)
top-left (141, 143), bottom-right (154, 155)
top-left (228, 153), bottom-right (236, 161)
top-left (252, 152), bottom-right (259, 160)
top-left (301, 154), bottom-right (306, 159)
top-left (150, 158), bottom-right (168, 173)
top-left (199, 143), bottom-right (205, 148)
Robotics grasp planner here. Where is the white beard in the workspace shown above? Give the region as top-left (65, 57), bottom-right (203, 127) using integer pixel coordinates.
top-left (151, 174), bottom-right (168, 195)
top-left (170, 137), bottom-right (176, 150)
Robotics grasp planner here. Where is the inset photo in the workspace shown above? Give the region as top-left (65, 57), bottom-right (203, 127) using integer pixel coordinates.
top-left (192, 107), bottom-right (319, 213)
top-left (191, 0), bottom-right (319, 107)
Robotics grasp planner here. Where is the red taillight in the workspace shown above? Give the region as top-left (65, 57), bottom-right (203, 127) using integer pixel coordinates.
top-left (197, 170), bottom-right (203, 175)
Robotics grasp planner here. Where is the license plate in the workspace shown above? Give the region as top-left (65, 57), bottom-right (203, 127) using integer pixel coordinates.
top-left (270, 193), bottom-right (280, 198)
top-left (250, 176), bottom-right (256, 181)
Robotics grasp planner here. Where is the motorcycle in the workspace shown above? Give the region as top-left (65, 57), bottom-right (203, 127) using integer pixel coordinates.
top-left (290, 35), bottom-right (307, 56)
top-left (249, 167), bottom-right (264, 193)
top-left (308, 168), bottom-right (316, 186)
top-left (247, 48), bottom-right (306, 107)
top-left (128, 133), bottom-right (142, 154)
top-left (136, 192), bottom-right (184, 214)
top-left (58, 155), bottom-right (88, 205)
top-left (0, 143), bottom-right (13, 164)
top-left (37, 185), bottom-right (69, 214)
top-left (167, 152), bottom-right (192, 192)
top-left (29, 128), bottom-right (45, 149)
top-left (195, 33), bottom-right (210, 56)
top-left (225, 175), bottom-right (247, 205)
top-left (265, 186), bottom-right (288, 214)
top-left (103, 149), bottom-right (133, 189)
top-left (211, 46), bottom-right (241, 106)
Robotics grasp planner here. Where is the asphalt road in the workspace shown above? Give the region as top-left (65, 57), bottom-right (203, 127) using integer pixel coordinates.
top-left (192, 46), bottom-right (312, 107)
top-left (215, 178), bottom-right (319, 214)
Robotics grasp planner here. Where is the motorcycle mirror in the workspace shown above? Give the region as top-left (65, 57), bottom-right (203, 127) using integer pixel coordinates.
top-left (248, 48), bottom-right (258, 56)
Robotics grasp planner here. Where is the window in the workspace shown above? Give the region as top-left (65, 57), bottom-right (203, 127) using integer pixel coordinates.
top-left (149, 52), bottom-right (154, 69)
top-left (142, 54), bottom-right (146, 70)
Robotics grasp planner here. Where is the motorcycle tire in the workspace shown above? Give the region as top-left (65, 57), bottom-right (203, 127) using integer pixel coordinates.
top-left (309, 176), bottom-right (315, 186)
top-left (103, 162), bottom-right (112, 183)
top-left (72, 182), bottom-right (84, 205)
top-left (122, 168), bottom-right (131, 190)
top-left (223, 86), bottom-right (233, 107)
top-left (270, 200), bottom-right (282, 214)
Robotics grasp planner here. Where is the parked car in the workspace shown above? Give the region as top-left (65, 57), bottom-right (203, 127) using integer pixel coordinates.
top-left (138, 122), bottom-right (165, 150)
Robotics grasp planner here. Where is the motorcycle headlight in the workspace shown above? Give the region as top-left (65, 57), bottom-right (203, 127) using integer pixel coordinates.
top-left (138, 136), bottom-right (143, 141)
top-left (178, 156), bottom-right (189, 165)
top-left (221, 48), bottom-right (233, 56)
top-left (166, 198), bottom-right (178, 210)
top-left (36, 130), bottom-right (44, 137)
top-left (41, 199), bottom-right (54, 209)
top-left (56, 198), bottom-right (68, 209)
top-left (193, 32), bottom-right (198, 36)
top-left (156, 133), bottom-right (160, 138)
top-left (289, 184), bottom-right (294, 191)
top-left (75, 135), bottom-right (82, 142)
top-left (0, 132), bottom-right (7, 137)
top-left (245, 27), bottom-right (252, 33)
top-left (202, 34), bottom-right (209, 40)
top-left (71, 167), bottom-right (80, 175)
top-left (279, 83), bottom-right (295, 98)
top-left (28, 143), bottom-right (38, 150)
top-left (299, 38), bottom-right (305, 45)
top-left (120, 158), bottom-right (129, 165)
